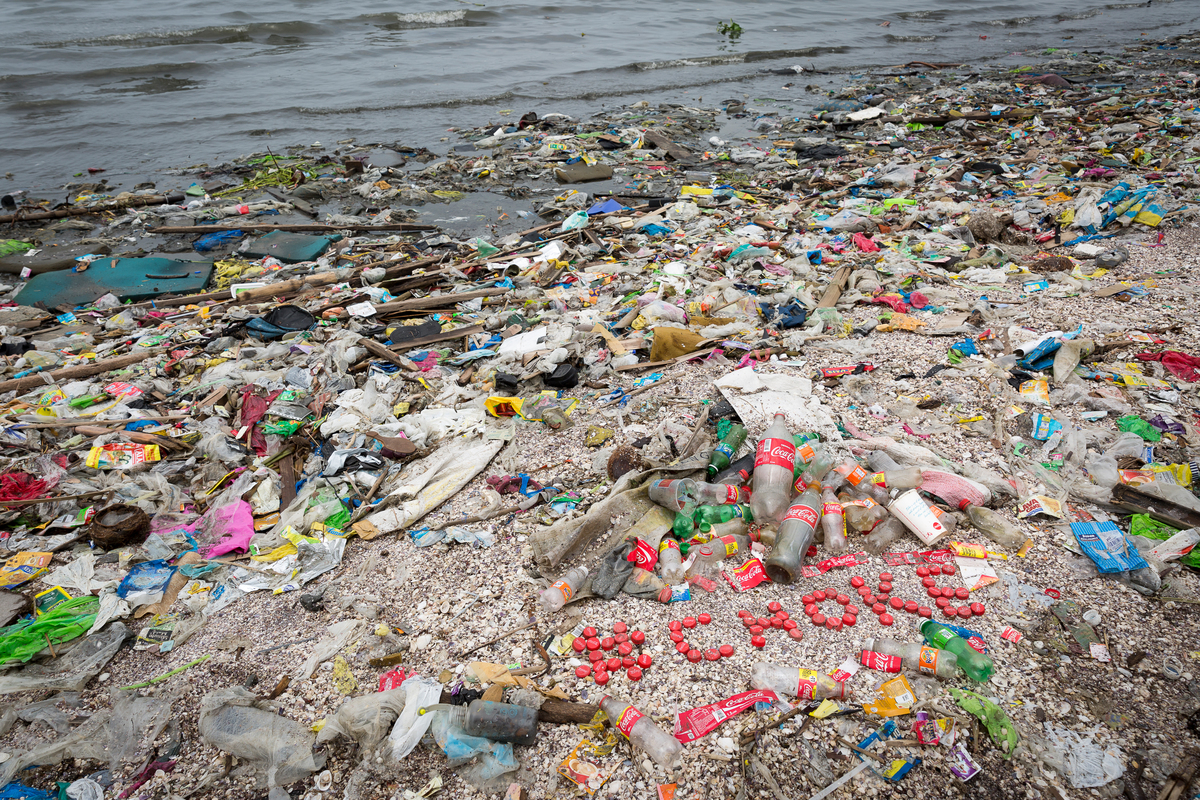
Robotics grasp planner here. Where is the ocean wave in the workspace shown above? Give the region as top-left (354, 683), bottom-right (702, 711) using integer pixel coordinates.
top-left (632, 54), bottom-right (746, 71)
top-left (984, 17), bottom-right (1037, 27)
top-left (885, 34), bottom-right (937, 43)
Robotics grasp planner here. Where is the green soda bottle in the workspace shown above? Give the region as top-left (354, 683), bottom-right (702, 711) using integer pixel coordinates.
top-left (672, 509), bottom-right (696, 539)
top-left (694, 504), bottom-right (753, 532)
top-left (919, 620), bottom-right (994, 682)
top-left (708, 424), bottom-right (748, 479)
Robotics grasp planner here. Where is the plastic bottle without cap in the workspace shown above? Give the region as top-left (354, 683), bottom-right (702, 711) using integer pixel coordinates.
top-left (863, 516), bottom-right (906, 555)
top-left (840, 492), bottom-right (889, 533)
top-left (862, 638), bottom-right (960, 680)
top-left (695, 503), bottom-right (752, 532)
top-left (707, 423), bottom-right (748, 479)
top-left (686, 533), bottom-right (750, 578)
top-left (540, 566), bottom-right (588, 613)
top-left (920, 620), bottom-right (994, 682)
top-left (866, 450), bottom-right (902, 473)
top-left (692, 481), bottom-right (746, 506)
top-left (764, 486), bottom-right (820, 584)
top-left (750, 662), bottom-right (851, 700)
top-left (658, 538), bottom-right (685, 583)
top-left (795, 450), bottom-right (835, 494)
top-left (424, 700), bottom-right (539, 746)
top-left (875, 467), bottom-right (923, 491)
top-left (600, 695), bottom-right (682, 769)
top-left (751, 414), bottom-right (797, 525)
top-left (960, 504), bottom-right (1026, 550)
top-left (820, 486), bottom-right (847, 553)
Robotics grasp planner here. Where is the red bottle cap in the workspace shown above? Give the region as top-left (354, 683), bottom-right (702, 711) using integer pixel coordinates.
top-left (687, 649), bottom-right (703, 662)
top-left (601, 637), bottom-right (616, 651)
top-left (842, 613), bottom-right (857, 626)
top-left (889, 597), bottom-right (904, 609)
top-left (787, 628), bottom-right (804, 640)
top-left (955, 588), bottom-right (970, 600)
top-left (940, 587), bottom-right (955, 598)
top-left (594, 671), bottom-right (609, 685)
top-left (775, 610), bottom-right (790, 620)
top-left (582, 626), bottom-right (598, 638)
top-left (756, 618), bottom-right (771, 629)
top-left (737, 609), bottom-right (753, 619)
top-left (863, 594), bottom-right (877, 606)
top-left (804, 604), bottom-right (819, 617)
top-left (877, 581), bottom-right (893, 594)
top-left (879, 613), bottom-right (894, 626)
top-left (770, 617), bottom-right (784, 629)
top-left (749, 625), bottom-right (764, 635)
top-left (719, 644), bottom-right (734, 658)
top-left (627, 667), bottom-right (643, 681)
top-left (668, 620), bottom-right (682, 632)
top-left (801, 594), bottom-right (815, 605)
top-left (572, 638), bottom-right (586, 652)
top-left (614, 632), bottom-right (628, 645)
top-left (751, 635), bottom-right (767, 648)
top-left (742, 616), bottom-right (757, 628)
top-left (850, 576), bottom-right (865, 588)
top-left (705, 648), bottom-right (720, 661)
top-left (927, 587), bottom-right (942, 598)
top-left (941, 564), bottom-right (956, 576)
top-left (828, 616), bottom-right (843, 631)
top-left (670, 631), bottom-right (684, 643)
top-left (918, 606), bottom-right (932, 618)
top-left (872, 603), bottom-right (886, 615)
top-left (782, 619), bottom-right (798, 631)
top-left (586, 638), bottom-right (601, 651)
top-left (606, 657), bottom-right (621, 671)
top-left (812, 590), bottom-right (826, 602)
top-left (875, 593), bottom-right (890, 604)
top-left (589, 650), bottom-right (604, 663)
top-left (630, 630), bottom-right (645, 644)
top-left (676, 642), bottom-right (690, 654)
top-left (935, 597), bottom-right (950, 608)
top-left (845, 604), bottom-right (860, 616)
top-left (682, 617), bottom-right (697, 629)
top-left (767, 601), bottom-right (782, 613)
top-left (857, 585), bottom-right (872, 596)
top-left (617, 642), bottom-right (633, 656)
top-left (943, 605), bottom-right (958, 617)
top-left (916, 566), bottom-right (930, 577)
top-left (812, 613), bottom-right (826, 626)
top-left (637, 654), bottom-right (653, 668)
top-left (612, 621), bottom-right (627, 634)
top-left (879, 572), bottom-right (893, 582)
top-left (836, 594), bottom-right (850, 606)
top-left (970, 602), bottom-right (985, 616)
top-left (698, 613), bottom-right (712, 625)
top-left (824, 588), bottom-right (838, 600)
top-left (622, 655), bottom-right (636, 668)
top-left (904, 600), bottom-right (919, 613)
top-left (957, 606), bottom-right (973, 619)
top-left (921, 576), bottom-right (937, 588)
top-left (575, 665), bottom-right (591, 678)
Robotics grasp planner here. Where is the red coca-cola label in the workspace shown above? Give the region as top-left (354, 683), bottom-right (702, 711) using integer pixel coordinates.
top-left (723, 484), bottom-right (739, 504)
top-left (722, 558), bottom-right (770, 591)
top-left (822, 502), bottom-right (843, 516)
top-left (614, 705), bottom-right (644, 737)
top-left (673, 689), bottom-right (779, 743)
top-left (783, 502), bottom-right (819, 529)
top-left (800, 552), bottom-right (870, 578)
top-left (754, 437), bottom-right (796, 470)
top-left (627, 538), bottom-right (658, 569)
top-left (881, 549), bottom-right (955, 566)
top-left (860, 651), bottom-right (902, 672)
top-left (1001, 626), bottom-right (1024, 643)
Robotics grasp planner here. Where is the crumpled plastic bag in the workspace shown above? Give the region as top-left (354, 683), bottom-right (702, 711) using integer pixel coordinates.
top-left (316, 688), bottom-right (408, 754)
top-left (198, 686), bottom-right (325, 794)
top-left (293, 619), bottom-right (362, 682)
top-left (0, 622), bottom-right (129, 695)
top-left (428, 705), bottom-right (519, 791)
top-left (1030, 724), bottom-right (1124, 788)
top-left (388, 677), bottom-right (443, 760)
top-left (592, 538), bottom-right (636, 599)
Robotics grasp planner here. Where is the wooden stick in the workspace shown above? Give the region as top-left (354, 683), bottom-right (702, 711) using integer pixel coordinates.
top-left (1, 193), bottom-right (185, 224)
top-left (0, 350), bottom-right (163, 396)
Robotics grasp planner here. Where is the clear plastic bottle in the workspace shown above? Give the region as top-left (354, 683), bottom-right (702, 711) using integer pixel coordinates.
top-left (540, 566), bottom-right (588, 613)
top-left (686, 534), bottom-right (750, 578)
top-left (764, 486), bottom-right (820, 584)
top-left (714, 453), bottom-right (755, 486)
top-left (875, 467), bottom-right (924, 491)
top-left (749, 662), bottom-right (851, 700)
top-left (920, 620), bottom-right (994, 683)
top-left (600, 695), bottom-right (682, 769)
top-left (751, 414), bottom-right (797, 525)
top-left (840, 493), bottom-right (888, 533)
top-left (863, 516), bottom-right (906, 555)
top-left (424, 700), bottom-right (539, 745)
top-left (708, 424), bottom-right (748, 479)
top-left (795, 449), bottom-right (835, 494)
top-left (862, 638), bottom-right (960, 680)
top-left (820, 486), bottom-right (847, 553)
top-left (692, 482), bottom-right (745, 506)
top-left (649, 479), bottom-right (696, 512)
top-left (658, 538), bottom-right (685, 583)
top-left (930, 505), bottom-right (958, 535)
top-left (961, 503), bottom-right (1026, 550)
top-left (866, 450), bottom-right (902, 473)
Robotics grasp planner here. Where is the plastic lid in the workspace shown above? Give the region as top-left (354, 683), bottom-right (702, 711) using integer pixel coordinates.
top-left (957, 499), bottom-right (971, 511)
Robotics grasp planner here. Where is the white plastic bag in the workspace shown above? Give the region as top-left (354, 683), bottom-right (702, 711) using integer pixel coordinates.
top-left (388, 677), bottom-right (443, 760)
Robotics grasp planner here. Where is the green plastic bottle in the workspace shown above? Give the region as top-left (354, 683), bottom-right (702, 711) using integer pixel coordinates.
top-left (919, 620), bottom-right (994, 683)
top-left (672, 510), bottom-right (695, 539)
top-left (707, 424), bottom-right (748, 479)
top-left (694, 504), bottom-right (753, 532)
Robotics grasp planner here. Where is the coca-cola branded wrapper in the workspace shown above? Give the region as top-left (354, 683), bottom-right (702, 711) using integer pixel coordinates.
top-left (882, 549), bottom-right (954, 566)
top-left (829, 656), bottom-right (861, 684)
top-left (627, 537), bottom-right (659, 569)
top-left (722, 557), bottom-right (771, 592)
top-left (800, 551), bottom-right (870, 578)
top-left (860, 650), bottom-right (903, 673)
top-left (1000, 626), bottom-right (1024, 644)
top-left (673, 689), bottom-right (780, 743)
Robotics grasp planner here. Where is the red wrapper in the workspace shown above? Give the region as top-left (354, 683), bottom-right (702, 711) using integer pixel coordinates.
top-left (673, 689), bottom-right (779, 743)
top-left (800, 551), bottom-right (871, 578)
top-left (820, 363), bottom-right (876, 378)
top-left (627, 537), bottom-right (659, 570)
top-left (881, 549), bottom-right (954, 566)
top-left (722, 558), bottom-right (771, 592)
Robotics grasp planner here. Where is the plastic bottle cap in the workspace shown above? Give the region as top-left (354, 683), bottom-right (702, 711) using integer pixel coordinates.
top-left (922, 576), bottom-right (937, 588)
top-left (927, 587), bottom-right (942, 598)
top-left (613, 621), bottom-right (628, 634)
top-left (916, 566), bottom-right (930, 577)
top-left (846, 604), bottom-right (860, 616)
top-left (676, 642), bottom-right (690, 654)
top-left (575, 665), bottom-right (591, 678)
top-left (787, 628), bottom-right (804, 640)
top-left (804, 604), bottom-right (818, 617)
top-left (751, 635), bottom-right (767, 648)
top-left (826, 616), bottom-right (842, 631)
top-left (687, 649), bottom-right (703, 662)
top-left (879, 614), bottom-right (894, 626)
top-left (935, 597), bottom-right (950, 608)
top-left (812, 613), bottom-right (827, 626)
top-left (836, 594), bottom-right (850, 606)
top-left (631, 631), bottom-right (645, 644)
top-left (957, 499), bottom-right (971, 511)
top-left (637, 654), bottom-right (653, 668)
top-left (618, 642), bottom-right (633, 656)
top-left (812, 590), bottom-right (826, 602)
top-left (957, 607), bottom-right (973, 619)
top-left (857, 586), bottom-right (872, 596)
top-left (705, 648), bottom-right (721, 661)
top-left (572, 638), bottom-right (586, 652)
top-left (683, 617), bottom-right (697, 628)
top-left (669, 631), bottom-right (684, 643)
top-left (955, 588), bottom-right (970, 600)
top-left (970, 602), bottom-right (986, 616)
top-left (582, 626), bottom-right (598, 638)
top-left (606, 657), bottom-right (621, 671)
top-left (719, 644), bottom-right (734, 658)
top-left (627, 667), bottom-right (643, 681)
top-left (589, 651), bottom-right (604, 663)
top-left (918, 606), bottom-right (932, 618)
top-left (594, 671), bottom-right (609, 685)
top-left (824, 587), bottom-right (837, 599)
top-left (943, 605), bottom-right (958, 617)
top-left (889, 597), bottom-right (904, 609)
top-left (850, 576), bottom-right (865, 588)
top-left (622, 656), bottom-right (636, 668)
top-left (863, 594), bottom-right (877, 606)
top-left (875, 593), bottom-right (890, 604)
top-left (669, 620), bottom-right (682, 632)
top-left (602, 637), bottom-right (616, 650)
top-left (877, 581), bottom-right (893, 594)
top-left (767, 601), bottom-right (782, 612)
top-left (940, 587), bottom-right (955, 598)
top-left (756, 618), bottom-right (771, 628)
top-left (801, 594), bottom-right (815, 605)
top-left (586, 638), bottom-right (601, 651)
top-left (783, 618), bottom-right (798, 630)
top-left (941, 564), bottom-right (956, 576)
top-left (872, 603), bottom-right (886, 615)
top-left (770, 618), bottom-right (784, 629)
top-left (842, 613), bottom-right (857, 626)
top-left (698, 613), bottom-right (712, 625)
top-left (879, 572), bottom-right (893, 581)
top-left (738, 609), bottom-right (753, 619)
top-left (749, 625), bottom-right (764, 635)
top-left (775, 610), bottom-right (790, 620)
top-left (904, 601), bottom-right (919, 613)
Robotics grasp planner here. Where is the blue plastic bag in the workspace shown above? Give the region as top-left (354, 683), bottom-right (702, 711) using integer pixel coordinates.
top-left (1070, 521), bottom-right (1149, 574)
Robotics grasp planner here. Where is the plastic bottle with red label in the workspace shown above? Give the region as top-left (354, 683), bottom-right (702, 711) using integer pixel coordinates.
top-left (686, 533), bottom-right (751, 578)
top-left (820, 485), bottom-right (847, 553)
top-left (794, 448), bottom-right (835, 494)
top-left (840, 492), bottom-right (889, 533)
top-left (861, 637), bottom-right (960, 679)
top-left (599, 694), bottom-right (683, 768)
top-left (751, 414), bottom-right (797, 525)
top-left (764, 486), bottom-right (820, 584)
top-left (539, 566), bottom-right (588, 614)
top-left (692, 481), bottom-right (747, 506)
top-left (749, 662), bottom-right (851, 700)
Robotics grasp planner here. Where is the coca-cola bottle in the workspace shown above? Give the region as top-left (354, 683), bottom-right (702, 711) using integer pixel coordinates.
top-left (820, 486), bottom-right (847, 553)
top-left (600, 695), bottom-right (682, 769)
top-left (750, 662), bottom-right (851, 700)
top-left (751, 414), bottom-right (796, 525)
top-left (764, 486), bottom-right (819, 584)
